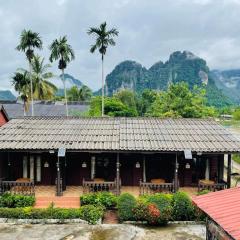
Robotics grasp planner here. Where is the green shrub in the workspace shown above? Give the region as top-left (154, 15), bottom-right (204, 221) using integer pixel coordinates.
top-left (132, 200), bottom-right (148, 221)
top-left (197, 190), bottom-right (211, 196)
top-left (0, 205), bottom-right (104, 224)
top-left (172, 192), bottom-right (195, 221)
top-left (79, 205), bottom-right (104, 224)
top-left (146, 193), bottom-right (173, 224)
top-left (117, 193), bottom-right (136, 221)
top-left (0, 193), bottom-right (35, 208)
top-left (80, 192), bottom-right (117, 208)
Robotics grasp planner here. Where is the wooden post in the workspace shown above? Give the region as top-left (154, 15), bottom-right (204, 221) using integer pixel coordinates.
top-left (174, 153), bottom-right (179, 192)
top-left (143, 156), bottom-right (146, 182)
top-left (227, 154), bottom-right (231, 188)
top-left (91, 156), bottom-right (95, 180)
top-left (56, 156), bottom-right (62, 196)
top-left (116, 153), bottom-right (120, 195)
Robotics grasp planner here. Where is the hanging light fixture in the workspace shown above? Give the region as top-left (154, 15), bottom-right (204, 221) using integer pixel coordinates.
top-left (185, 163), bottom-right (190, 169)
top-left (44, 161), bottom-right (49, 168)
top-left (135, 162), bottom-right (141, 168)
top-left (82, 161), bottom-right (87, 168)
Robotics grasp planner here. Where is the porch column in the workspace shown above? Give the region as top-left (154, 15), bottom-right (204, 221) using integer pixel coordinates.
top-left (205, 159), bottom-right (210, 180)
top-left (227, 154), bottom-right (231, 188)
top-left (91, 156), bottom-right (95, 180)
top-left (174, 153), bottom-right (179, 192)
top-left (116, 153), bottom-right (120, 195)
top-left (56, 156), bottom-right (62, 196)
top-left (143, 156), bottom-right (146, 183)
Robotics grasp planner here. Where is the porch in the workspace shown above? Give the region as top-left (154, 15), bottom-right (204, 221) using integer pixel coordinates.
top-left (34, 185), bottom-right (198, 208)
top-left (0, 151), bottom-right (230, 197)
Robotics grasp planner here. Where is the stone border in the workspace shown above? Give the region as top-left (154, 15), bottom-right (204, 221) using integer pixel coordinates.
top-left (123, 220), bottom-right (205, 225)
top-left (0, 218), bottom-right (88, 224)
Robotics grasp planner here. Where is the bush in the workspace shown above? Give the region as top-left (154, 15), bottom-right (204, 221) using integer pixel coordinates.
top-left (0, 193), bottom-right (35, 208)
top-left (197, 190), bottom-right (211, 196)
top-left (145, 193), bottom-right (173, 224)
top-left (79, 205), bottom-right (104, 224)
top-left (117, 193), bottom-right (136, 221)
top-left (0, 205), bottom-right (104, 224)
top-left (145, 203), bottom-right (161, 225)
top-left (132, 200), bottom-right (148, 221)
top-left (172, 192), bottom-right (195, 221)
top-left (80, 192), bottom-right (117, 208)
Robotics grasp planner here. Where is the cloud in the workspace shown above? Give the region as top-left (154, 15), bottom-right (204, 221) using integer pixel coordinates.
top-left (0, 0), bottom-right (240, 91)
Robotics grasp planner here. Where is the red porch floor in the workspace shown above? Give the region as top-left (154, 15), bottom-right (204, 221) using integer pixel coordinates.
top-left (34, 186), bottom-right (198, 208)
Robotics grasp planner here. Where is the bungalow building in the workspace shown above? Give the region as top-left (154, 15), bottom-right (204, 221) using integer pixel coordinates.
top-left (0, 117), bottom-right (239, 196)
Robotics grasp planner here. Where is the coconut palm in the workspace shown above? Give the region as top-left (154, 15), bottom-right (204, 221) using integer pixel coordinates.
top-left (16, 29), bottom-right (43, 116)
top-left (67, 85), bottom-right (92, 102)
top-left (49, 36), bottom-right (75, 116)
top-left (87, 22), bottom-right (119, 116)
top-left (12, 71), bottom-right (30, 116)
top-left (30, 55), bottom-right (57, 100)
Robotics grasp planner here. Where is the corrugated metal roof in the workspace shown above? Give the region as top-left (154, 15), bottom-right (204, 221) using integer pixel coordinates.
top-left (0, 117), bottom-right (239, 152)
top-left (192, 187), bottom-right (240, 240)
top-left (3, 103), bottom-right (89, 118)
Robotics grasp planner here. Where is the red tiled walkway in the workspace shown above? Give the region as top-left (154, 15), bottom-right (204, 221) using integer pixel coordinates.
top-left (35, 196), bottom-right (80, 208)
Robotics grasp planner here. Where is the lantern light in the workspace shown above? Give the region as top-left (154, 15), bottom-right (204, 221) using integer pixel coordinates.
top-left (135, 162), bottom-right (141, 168)
top-left (82, 162), bottom-right (87, 168)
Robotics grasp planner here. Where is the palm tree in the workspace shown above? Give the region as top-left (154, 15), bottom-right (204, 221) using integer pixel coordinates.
top-left (49, 36), bottom-right (75, 117)
top-left (87, 22), bottom-right (118, 116)
top-left (30, 55), bottom-right (57, 100)
top-left (67, 85), bottom-right (92, 102)
top-left (16, 29), bottom-right (43, 116)
top-left (12, 71), bottom-right (30, 116)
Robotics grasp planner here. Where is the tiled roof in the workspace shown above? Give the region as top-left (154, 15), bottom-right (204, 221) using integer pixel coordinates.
top-left (0, 117), bottom-right (239, 152)
top-left (3, 103), bottom-right (89, 119)
top-left (193, 187), bottom-right (240, 240)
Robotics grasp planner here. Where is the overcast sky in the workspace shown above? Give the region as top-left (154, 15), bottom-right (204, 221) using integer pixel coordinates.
top-left (1, 0), bottom-right (240, 91)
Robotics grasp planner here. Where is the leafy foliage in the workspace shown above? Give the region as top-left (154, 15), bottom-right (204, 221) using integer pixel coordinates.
top-left (67, 85), bottom-right (92, 102)
top-left (172, 192), bottom-right (195, 221)
top-left (16, 29), bottom-right (42, 61)
top-left (0, 205), bottom-right (104, 224)
top-left (0, 193), bottom-right (35, 208)
top-left (87, 22), bottom-right (119, 59)
top-left (147, 82), bottom-right (216, 118)
top-left (80, 192), bottom-right (117, 208)
top-left (49, 36), bottom-right (75, 70)
top-left (89, 96), bottom-right (137, 117)
top-left (117, 193), bottom-right (137, 222)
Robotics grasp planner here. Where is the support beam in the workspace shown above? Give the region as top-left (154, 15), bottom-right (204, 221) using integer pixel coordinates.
top-left (227, 154), bottom-right (231, 188)
top-left (116, 153), bottom-right (120, 195)
top-left (56, 156), bottom-right (62, 196)
top-left (91, 156), bottom-right (95, 180)
top-left (143, 156), bottom-right (146, 183)
top-left (174, 153), bottom-right (179, 192)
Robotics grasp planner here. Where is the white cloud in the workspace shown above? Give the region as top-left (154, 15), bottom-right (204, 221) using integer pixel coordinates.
top-left (0, 0), bottom-right (240, 92)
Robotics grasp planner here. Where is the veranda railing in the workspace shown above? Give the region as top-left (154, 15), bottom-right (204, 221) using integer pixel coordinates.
top-left (0, 180), bottom-right (35, 196)
top-left (82, 178), bottom-right (120, 195)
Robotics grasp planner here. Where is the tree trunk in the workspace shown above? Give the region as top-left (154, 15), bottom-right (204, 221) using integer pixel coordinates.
top-left (101, 56), bottom-right (104, 117)
top-left (62, 69), bottom-right (69, 117)
top-left (29, 60), bottom-right (34, 116)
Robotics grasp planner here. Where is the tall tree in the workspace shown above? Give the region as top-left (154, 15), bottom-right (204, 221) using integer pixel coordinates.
top-left (87, 22), bottom-right (118, 116)
top-left (16, 29), bottom-right (42, 116)
top-left (27, 55), bottom-right (57, 100)
top-left (12, 71), bottom-right (30, 116)
top-left (49, 36), bottom-right (75, 116)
